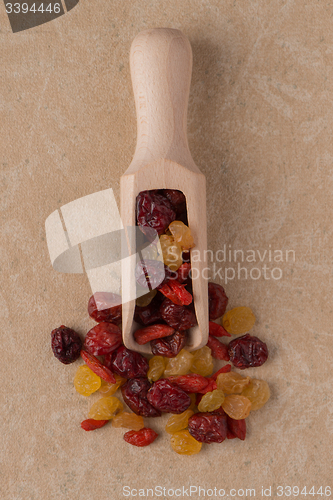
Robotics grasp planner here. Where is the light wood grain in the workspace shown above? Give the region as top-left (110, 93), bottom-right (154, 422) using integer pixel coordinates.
top-left (121, 28), bottom-right (208, 353)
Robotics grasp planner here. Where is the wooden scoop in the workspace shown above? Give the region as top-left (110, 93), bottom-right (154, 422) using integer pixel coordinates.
top-left (120, 28), bottom-right (208, 353)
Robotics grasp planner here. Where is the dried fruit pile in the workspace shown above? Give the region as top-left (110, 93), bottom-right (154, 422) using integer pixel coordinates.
top-left (50, 189), bottom-right (271, 454)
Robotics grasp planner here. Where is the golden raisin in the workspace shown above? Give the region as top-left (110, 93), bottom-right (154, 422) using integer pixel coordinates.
top-left (168, 221), bottom-right (195, 250)
top-left (147, 356), bottom-right (167, 382)
top-left (159, 235), bottom-right (183, 271)
top-left (74, 365), bottom-right (101, 396)
top-left (216, 372), bottom-right (251, 394)
top-left (222, 307), bottom-right (256, 335)
top-left (241, 378), bottom-right (270, 410)
top-left (165, 409), bottom-right (194, 434)
top-left (98, 374), bottom-right (126, 396)
top-left (198, 389), bottom-right (225, 412)
top-left (112, 412), bottom-right (144, 431)
top-left (136, 290), bottom-right (157, 307)
top-left (164, 349), bottom-right (194, 377)
top-left (190, 347), bottom-right (214, 377)
top-left (170, 430), bottom-right (202, 455)
top-left (88, 396), bottom-right (123, 420)
top-left (222, 395), bottom-right (251, 419)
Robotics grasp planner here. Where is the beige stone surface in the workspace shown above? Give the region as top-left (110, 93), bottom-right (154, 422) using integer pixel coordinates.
top-left (1, 1), bottom-right (333, 498)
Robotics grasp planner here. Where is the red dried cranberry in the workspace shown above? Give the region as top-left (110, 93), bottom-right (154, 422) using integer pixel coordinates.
top-left (147, 379), bottom-right (191, 414)
top-left (135, 260), bottom-right (172, 290)
top-left (188, 412), bottom-right (228, 443)
top-left (208, 282), bottom-right (229, 320)
top-left (160, 189), bottom-right (186, 214)
top-left (134, 303), bottom-right (163, 326)
top-left (51, 325), bottom-right (82, 364)
top-left (88, 292), bottom-right (122, 324)
top-left (159, 299), bottom-right (197, 331)
top-left (124, 428), bottom-right (158, 447)
top-left (84, 322), bottom-right (122, 356)
top-left (136, 191), bottom-right (176, 236)
top-left (175, 263), bottom-right (191, 283)
top-left (228, 333), bottom-right (268, 369)
top-left (150, 330), bottom-right (187, 358)
top-left (105, 345), bottom-right (149, 379)
top-left (121, 378), bottom-right (161, 418)
top-left (226, 416), bottom-right (246, 440)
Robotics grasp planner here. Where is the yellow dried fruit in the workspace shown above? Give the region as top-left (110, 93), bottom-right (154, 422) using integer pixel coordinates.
top-left (222, 307), bottom-right (256, 335)
top-left (136, 289), bottom-right (157, 307)
top-left (170, 430), bottom-right (202, 455)
top-left (74, 365), bottom-right (101, 396)
top-left (98, 374), bottom-right (126, 396)
top-left (216, 372), bottom-right (251, 394)
top-left (147, 356), bottom-right (167, 382)
top-left (159, 234), bottom-right (183, 271)
top-left (112, 412), bottom-right (144, 431)
top-left (190, 347), bottom-right (214, 377)
top-left (241, 378), bottom-right (270, 410)
top-left (164, 349), bottom-right (194, 377)
top-left (165, 409), bottom-right (194, 434)
top-left (197, 389), bottom-right (225, 412)
top-left (222, 395), bottom-right (251, 420)
top-left (88, 396), bottom-right (123, 420)
top-left (168, 221), bottom-right (195, 250)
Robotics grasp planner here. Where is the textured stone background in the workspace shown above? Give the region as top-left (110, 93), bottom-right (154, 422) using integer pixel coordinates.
top-left (1, 1), bottom-right (332, 499)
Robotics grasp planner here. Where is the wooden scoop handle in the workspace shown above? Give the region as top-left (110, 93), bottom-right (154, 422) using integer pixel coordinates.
top-left (130, 28), bottom-right (194, 168)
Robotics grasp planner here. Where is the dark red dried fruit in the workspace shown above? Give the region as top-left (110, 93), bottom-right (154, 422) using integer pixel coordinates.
top-left (134, 295), bottom-right (163, 326)
top-left (175, 262), bottom-right (191, 283)
top-left (159, 280), bottom-right (192, 306)
top-left (209, 321), bottom-right (231, 337)
top-left (124, 427), bottom-right (158, 447)
top-left (136, 190), bottom-right (176, 236)
top-left (160, 189), bottom-right (186, 216)
top-left (197, 378), bottom-right (217, 394)
top-left (188, 412), bottom-right (228, 443)
top-left (121, 378), bottom-right (161, 418)
top-left (84, 322), bottom-right (122, 356)
top-left (208, 282), bottom-right (228, 320)
top-left (150, 330), bottom-right (187, 358)
top-left (88, 292), bottom-right (122, 324)
top-left (51, 325), bottom-right (82, 364)
top-left (80, 350), bottom-right (116, 384)
top-left (134, 324), bottom-right (175, 345)
top-left (228, 334), bottom-right (268, 369)
top-left (166, 374), bottom-right (209, 393)
top-left (106, 345), bottom-right (148, 379)
top-left (160, 299), bottom-right (197, 331)
top-left (207, 335), bottom-right (230, 361)
top-left (135, 260), bottom-right (172, 290)
top-left (80, 419), bottom-right (108, 431)
top-left (211, 364), bottom-right (232, 381)
top-left (147, 379), bottom-right (191, 414)
top-left (226, 416), bottom-right (246, 440)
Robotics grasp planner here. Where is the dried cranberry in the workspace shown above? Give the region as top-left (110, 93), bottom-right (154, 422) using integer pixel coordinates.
top-left (135, 260), bottom-right (172, 290)
top-left (88, 292), bottom-right (122, 324)
top-left (51, 325), bottom-right (82, 364)
top-left (84, 322), bottom-right (122, 356)
top-left (207, 335), bottom-right (230, 361)
top-left (105, 345), bottom-right (148, 379)
top-left (150, 330), bottom-right (187, 358)
top-left (136, 190), bottom-right (176, 236)
top-left (134, 303), bottom-right (163, 326)
top-left (160, 189), bottom-right (186, 216)
top-left (124, 428), bottom-right (158, 447)
top-left (188, 412), bottom-right (228, 443)
top-left (121, 378), bottom-right (161, 418)
top-left (228, 333), bottom-right (268, 369)
top-left (160, 299), bottom-right (197, 331)
top-left (226, 416), bottom-right (246, 440)
top-left (175, 263), bottom-right (191, 283)
top-left (147, 379), bottom-right (191, 414)
top-left (208, 282), bottom-right (228, 320)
